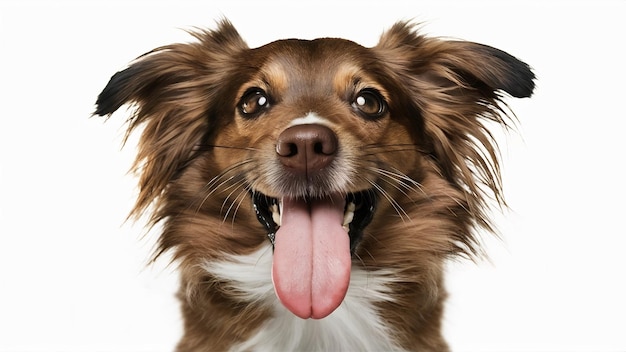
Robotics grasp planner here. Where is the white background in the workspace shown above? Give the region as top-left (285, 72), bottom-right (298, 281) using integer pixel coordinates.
top-left (1, 0), bottom-right (625, 351)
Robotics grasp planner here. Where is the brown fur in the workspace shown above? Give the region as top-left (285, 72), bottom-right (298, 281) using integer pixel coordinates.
top-left (95, 20), bottom-right (534, 351)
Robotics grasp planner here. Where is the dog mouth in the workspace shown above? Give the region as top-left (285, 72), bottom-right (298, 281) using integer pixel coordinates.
top-left (251, 190), bottom-right (376, 319)
top-left (252, 190), bottom-right (377, 253)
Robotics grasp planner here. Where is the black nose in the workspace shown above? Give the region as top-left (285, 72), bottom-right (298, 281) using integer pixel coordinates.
top-left (276, 124), bottom-right (338, 176)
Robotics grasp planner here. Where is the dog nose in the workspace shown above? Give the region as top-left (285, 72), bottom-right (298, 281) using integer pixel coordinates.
top-left (276, 124), bottom-right (338, 175)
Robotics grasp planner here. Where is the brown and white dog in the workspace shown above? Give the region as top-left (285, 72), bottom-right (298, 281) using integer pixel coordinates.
top-left (95, 20), bottom-right (534, 351)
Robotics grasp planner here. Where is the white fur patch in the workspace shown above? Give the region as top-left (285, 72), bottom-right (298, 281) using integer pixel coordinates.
top-left (203, 245), bottom-right (406, 351)
top-left (288, 112), bottom-right (330, 127)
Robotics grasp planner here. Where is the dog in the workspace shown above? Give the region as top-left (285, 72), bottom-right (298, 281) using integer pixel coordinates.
top-left (95, 20), bottom-right (534, 351)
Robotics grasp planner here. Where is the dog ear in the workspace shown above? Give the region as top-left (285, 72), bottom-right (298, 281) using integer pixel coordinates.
top-left (94, 19), bottom-right (248, 219)
top-left (375, 21), bottom-right (535, 232)
top-left (95, 19), bottom-right (248, 117)
top-left (375, 21), bottom-right (535, 98)
top-left (427, 40), bottom-right (535, 98)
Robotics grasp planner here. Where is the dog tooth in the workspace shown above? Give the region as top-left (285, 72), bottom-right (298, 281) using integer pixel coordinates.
top-left (271, 204), bottom-right (280, 226)
top-left (343, 202), bottom-right (356, 226)
top-left (278, 198), bottom-right (283, 226)
top-left (343, 212), bottom-right (354, 226)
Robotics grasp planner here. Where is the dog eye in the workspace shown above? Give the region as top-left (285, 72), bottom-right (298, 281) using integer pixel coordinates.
top-left (352, 89), bottom-right (387, 119)
top-left (238, 88), bottom-right (270, 118)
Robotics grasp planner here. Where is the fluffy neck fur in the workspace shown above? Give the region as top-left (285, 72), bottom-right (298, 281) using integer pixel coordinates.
top-left (203, 245), bottom-right (405, 352)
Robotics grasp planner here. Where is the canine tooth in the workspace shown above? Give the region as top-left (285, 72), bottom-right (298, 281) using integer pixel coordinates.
top-left (343, 202), bottom-right (356, 226)
top-left (343, 212), bottom-right (354, 226)
top-left (279, 198), bottom-right (283, 226)
top-left (271, 204), bottom-right (280, 226)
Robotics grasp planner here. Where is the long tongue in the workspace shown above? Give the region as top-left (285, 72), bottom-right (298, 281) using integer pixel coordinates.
top-left (271, 194), bottom-right (351, 319)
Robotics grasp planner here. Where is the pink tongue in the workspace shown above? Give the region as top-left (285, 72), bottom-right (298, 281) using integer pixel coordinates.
top-left (272, 194), bottom-right (351, 319)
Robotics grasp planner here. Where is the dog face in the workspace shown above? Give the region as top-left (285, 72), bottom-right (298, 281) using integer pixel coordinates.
top-left (95, 20), bottom-right (533, 349)
top-left (220, 39), bottom-right (412, 199)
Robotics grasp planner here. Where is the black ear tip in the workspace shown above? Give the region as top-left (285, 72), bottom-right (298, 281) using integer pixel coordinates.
top-left (93, 67), bottom-right (136, 116)
top-left (93, 93), bottom-right (113, 116)
top-left (507, 65), bottom-right (536, 98)
top-left (486, 44), bottom-right (536, 98)
top-left (94, 88), bottom-right (119, 116)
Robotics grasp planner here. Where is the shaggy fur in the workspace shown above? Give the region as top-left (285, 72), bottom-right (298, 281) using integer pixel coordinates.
top-left (95, 20), bottom-right (534, 351)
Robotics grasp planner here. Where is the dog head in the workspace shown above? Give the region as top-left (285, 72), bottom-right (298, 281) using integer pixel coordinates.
top-left (95, 20), bottom-right (534, 320)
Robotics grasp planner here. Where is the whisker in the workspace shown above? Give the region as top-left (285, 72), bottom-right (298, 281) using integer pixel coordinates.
top-left (193, 144), bottom-right (262, 152)
top-left (360, 143), bottom-right (430, 157)
top-left (370, 162), bottom-right (468, 214)
top-left (367, 167), bottom-right (413, 196)
top-left (204, 159), bottom-right (253, 191)
top-left (220, 178), bottom-right (250, 224)
top-left (388, 166), bottom-right (425, 190)
top-left (367, 180), bottom-right (410, 223)
top-left (192, 159), bottom-right (253, 213)
top-left (353, 251), bottom-right (368, 271)
top-left (368, 168), bottom-right (412, 199)
top-left (229, 186), bottom-right (254, 228)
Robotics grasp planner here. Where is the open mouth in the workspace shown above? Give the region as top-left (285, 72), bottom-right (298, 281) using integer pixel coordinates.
top-left (251, 190), bottom-right (377, 319)
top-left (252, 190), bottom-right (377, 253)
